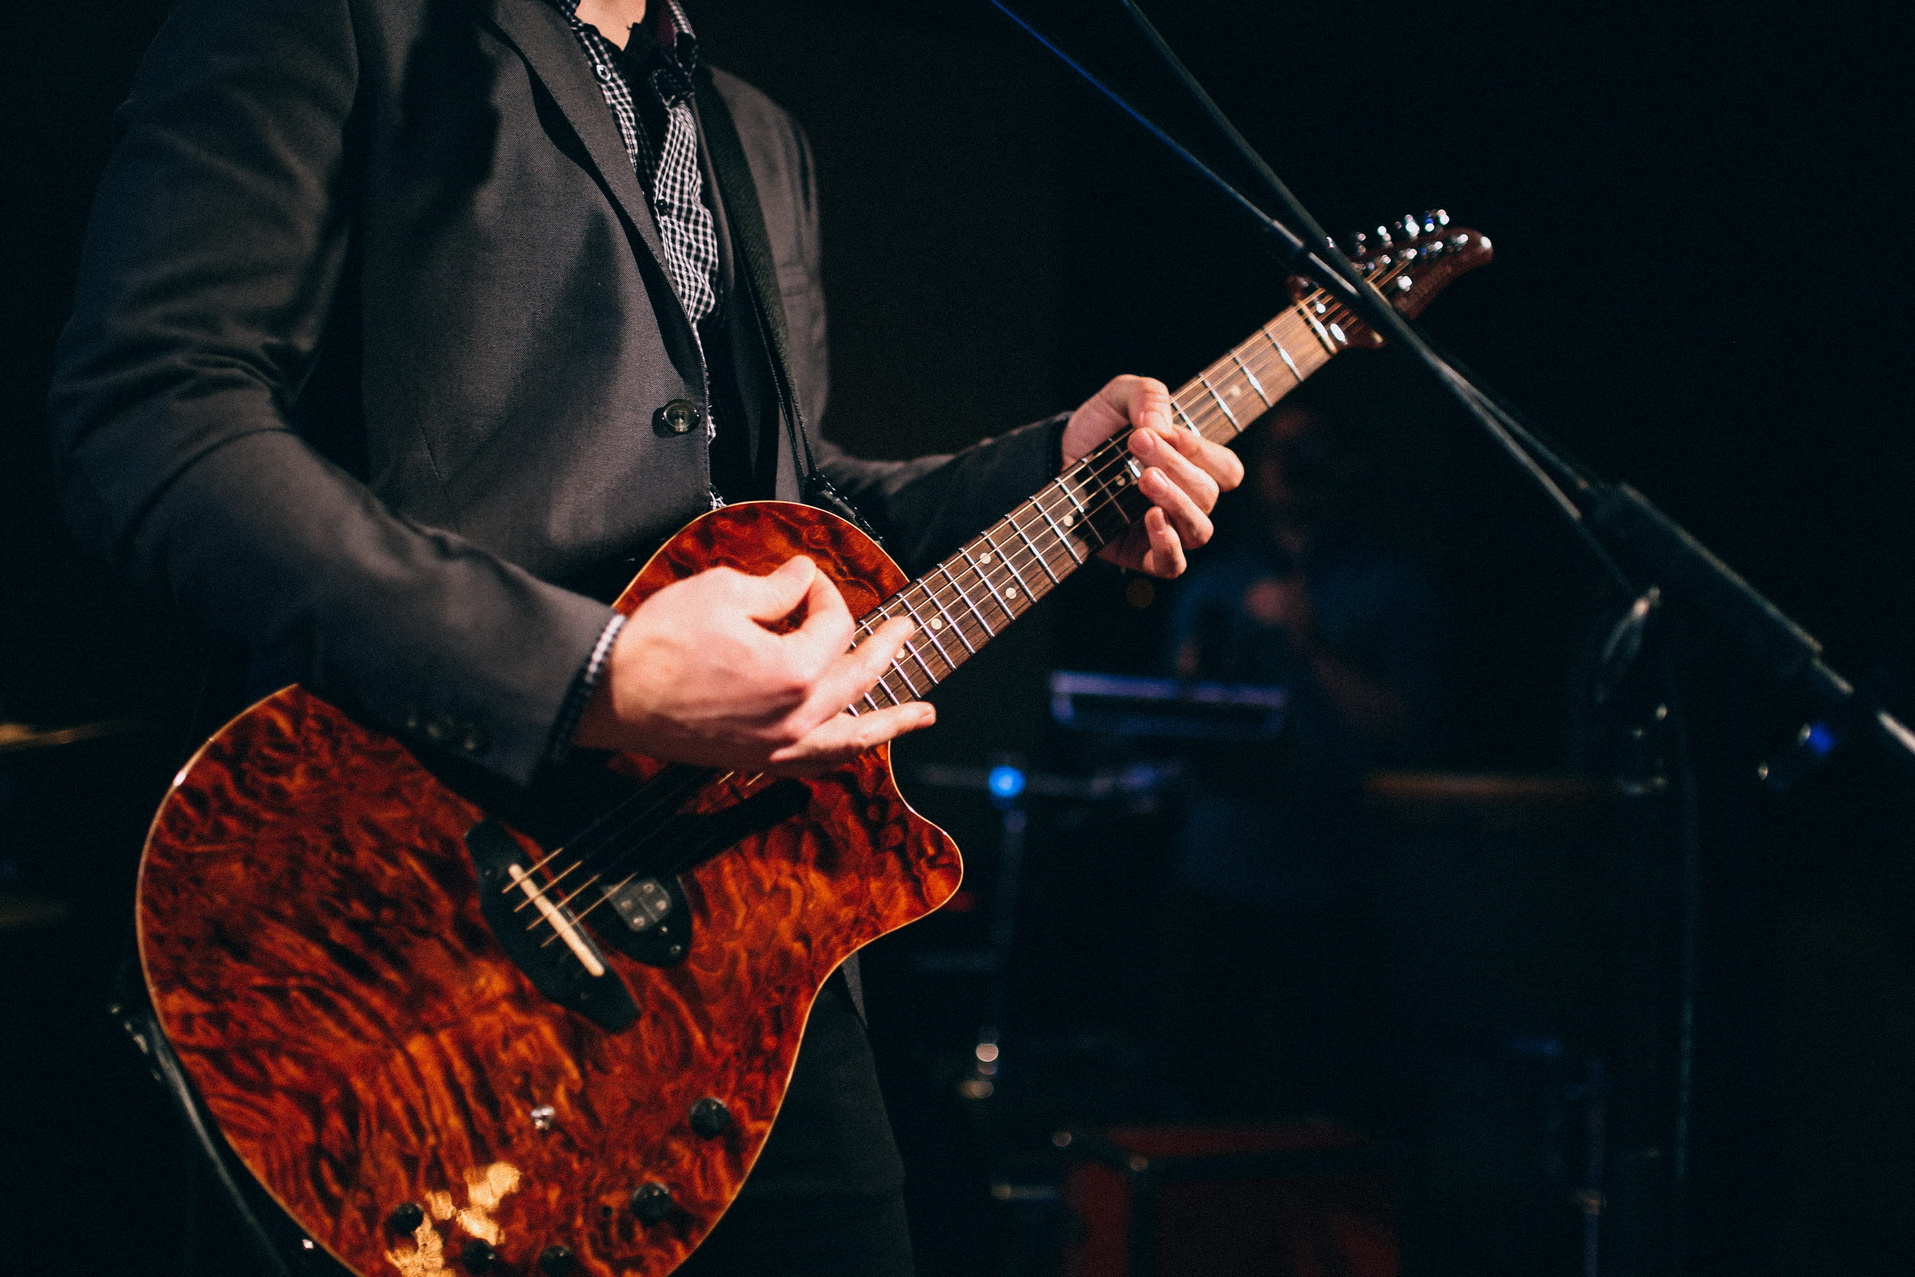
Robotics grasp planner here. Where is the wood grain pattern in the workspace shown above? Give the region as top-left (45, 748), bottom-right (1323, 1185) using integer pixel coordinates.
top-left (139, 502), bottom-right (962, 1277)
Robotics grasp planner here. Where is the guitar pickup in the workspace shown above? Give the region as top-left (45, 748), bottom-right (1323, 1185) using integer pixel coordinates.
top-left (595, 874), bottom-right (692, 967)
top-left (609, 879), bottom-right (673, 933)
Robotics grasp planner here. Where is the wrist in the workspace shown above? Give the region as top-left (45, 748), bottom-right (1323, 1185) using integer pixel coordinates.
top-left (552, 612), bottom-right (628, 760)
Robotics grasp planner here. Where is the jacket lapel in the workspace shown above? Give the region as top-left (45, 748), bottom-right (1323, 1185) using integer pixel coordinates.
top-left (482, 0), bottom-right (675, 292)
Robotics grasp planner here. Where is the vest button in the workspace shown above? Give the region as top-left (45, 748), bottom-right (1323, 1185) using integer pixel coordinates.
top-left (655, 399), bottom-right (704, 436)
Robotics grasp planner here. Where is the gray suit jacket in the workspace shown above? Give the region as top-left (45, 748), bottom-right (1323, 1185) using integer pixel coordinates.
top-left (49, 0), bottom-right (1060, 785)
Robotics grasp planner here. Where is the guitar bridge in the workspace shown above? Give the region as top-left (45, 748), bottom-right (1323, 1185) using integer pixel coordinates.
top-left (466, 821), bottom-right (639, 1032)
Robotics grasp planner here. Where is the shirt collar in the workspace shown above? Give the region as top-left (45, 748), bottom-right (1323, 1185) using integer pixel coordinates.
top-left (547, 0), bottom-right (700, 77)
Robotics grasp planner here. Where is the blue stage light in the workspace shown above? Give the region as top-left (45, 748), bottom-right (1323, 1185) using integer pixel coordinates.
top-left (987, 764), bottom-right (1027, 802)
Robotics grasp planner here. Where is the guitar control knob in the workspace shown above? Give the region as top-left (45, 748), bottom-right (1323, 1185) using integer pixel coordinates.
top-left (461, 1238), bottom-right (497, 1271)
top-left (539, 1245), bottom-right (578, 1274)
top-left (387, 1202), bottom-right (426, 1234)
top-left (630, 1182), bottom-right (674, 1223)
top-left (689, 1097), bottom-right (733, 1139)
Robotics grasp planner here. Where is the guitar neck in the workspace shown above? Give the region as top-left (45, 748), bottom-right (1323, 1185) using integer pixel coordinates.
top-left (849, 290), bottom-right (1350, 712)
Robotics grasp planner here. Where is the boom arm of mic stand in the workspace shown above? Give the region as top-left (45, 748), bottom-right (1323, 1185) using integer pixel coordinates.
top-left (986, 0), bottom-right (1915, 782)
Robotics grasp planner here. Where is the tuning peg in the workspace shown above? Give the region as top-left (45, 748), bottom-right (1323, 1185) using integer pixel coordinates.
top-left (1398, 214), bottom-right (1422, 239)
top-left (1372, 225), bottom-right (1394, 247)
top-left (1426, 208), bottom-right (1450, 229)
top-left (1343, 231), bottom-right (1370, 257)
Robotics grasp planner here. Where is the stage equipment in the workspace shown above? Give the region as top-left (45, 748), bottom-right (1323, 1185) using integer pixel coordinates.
top-left (1048, 671), bottom-right (1288, 741)
top-left (1061, 1125), bottom-right (1396, 1277)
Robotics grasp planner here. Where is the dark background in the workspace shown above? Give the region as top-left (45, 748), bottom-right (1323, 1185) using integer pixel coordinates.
top-left (3, 2), bottom-right (1912, 1275)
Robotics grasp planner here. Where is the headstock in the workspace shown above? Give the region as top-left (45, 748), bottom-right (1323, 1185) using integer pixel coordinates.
top-left (1289, 209), bottom-right (1493, 349)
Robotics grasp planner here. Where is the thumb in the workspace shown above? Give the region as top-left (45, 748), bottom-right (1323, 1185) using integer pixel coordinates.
top-left (737, 556), bottom-right (819, 622)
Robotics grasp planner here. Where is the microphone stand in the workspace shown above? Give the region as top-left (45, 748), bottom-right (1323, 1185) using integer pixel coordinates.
top-left (982, 3), bottom-right (1915, 1274)
top-left (983, 0), bottom-right (1915, 788)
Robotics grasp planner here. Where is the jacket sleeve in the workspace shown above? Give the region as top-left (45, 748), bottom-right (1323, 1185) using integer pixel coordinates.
top-left (46, 0), bottom-right (613, 786)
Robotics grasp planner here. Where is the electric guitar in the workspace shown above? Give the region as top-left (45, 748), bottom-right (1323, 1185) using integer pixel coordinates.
top-left (137, 212), bottom-right (1489, 1277)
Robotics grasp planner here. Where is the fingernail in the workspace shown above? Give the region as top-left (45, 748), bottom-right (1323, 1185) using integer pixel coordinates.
top-left (920, 706), bottom-right (937, 726)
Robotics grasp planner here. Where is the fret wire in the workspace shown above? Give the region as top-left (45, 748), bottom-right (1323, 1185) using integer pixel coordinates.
top-left (907, 592), bottom-right (958, 667)
top-left (1198, 376), bottom-right (1240, 430)
top-left (1059, 470), bottom-right (1094, 530)
top-left (926, 569), bottom-right (979, 652)
top-left (956, 550), bottom-right (1009, 630)
top-left (889, 659), bottom-right (921, 700)
top-left (1175, 397), bottom-right (1221, 445)
top-left (1006, 511), bottom-right (1060, 585)
top-left (1035, 498), bottom-right (1086, 565)
top-left (901, 634), bottom-right (939, 687)
top-left (1231, 352), bottom-right (1271, 406)
top-left (939, 561), bottom-right (995, 638)
top-left (1172, 403), bottom-right (1202, 435)
top-left (1295, 301), bottom-right (1338, 355)
top-left (1264, 325), bottom-right (1304, 383)
top-left (986, 527), bottom-right (1036, 608)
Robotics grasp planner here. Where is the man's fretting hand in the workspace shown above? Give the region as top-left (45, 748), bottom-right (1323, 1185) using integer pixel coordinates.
top-left (573, 556), bottom-right (932, 774)
top-left (1061, 375), bottom-right (1244, 577)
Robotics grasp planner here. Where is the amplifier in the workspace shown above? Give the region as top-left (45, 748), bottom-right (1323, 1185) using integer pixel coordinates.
top-left (1061, 1124), bottom-right (1397, 1277)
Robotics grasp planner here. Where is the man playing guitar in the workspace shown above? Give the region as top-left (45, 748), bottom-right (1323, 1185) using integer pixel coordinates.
top-left (49, 0), bottom-right (1240, 1271)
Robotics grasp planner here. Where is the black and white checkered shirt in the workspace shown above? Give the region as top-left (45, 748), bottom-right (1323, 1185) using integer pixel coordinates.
top-left (549, 0), bottom-right (719, 327)
top-left (542, 0), bottom-right (724, 765)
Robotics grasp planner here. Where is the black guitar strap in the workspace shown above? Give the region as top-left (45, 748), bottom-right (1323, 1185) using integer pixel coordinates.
top-left (692, 70), bottom-right (880, 542)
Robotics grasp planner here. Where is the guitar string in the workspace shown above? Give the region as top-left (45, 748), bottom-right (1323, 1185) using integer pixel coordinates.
top-left (508, 261), bottom-right (1408, 939)
top-left (512, 271), bottom-right (1396, 942)
top-left (510, 765), bottom-right (727, 916)
top-left (508, 251), bottom-right (1427, 941)
top-left (841, 254), bottom-right (1419, 691)
top-left (529, 304), bottom-right (1358, 940)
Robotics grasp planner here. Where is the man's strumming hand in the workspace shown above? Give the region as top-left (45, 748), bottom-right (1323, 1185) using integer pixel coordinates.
top-left (1060, 375), bottom-right (1244, 578)
top-left (573, 556), bottom-right (932, 774)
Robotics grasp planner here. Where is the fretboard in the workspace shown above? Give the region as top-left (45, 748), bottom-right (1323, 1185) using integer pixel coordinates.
top-left (849, 283), bottom-right (1366, 713)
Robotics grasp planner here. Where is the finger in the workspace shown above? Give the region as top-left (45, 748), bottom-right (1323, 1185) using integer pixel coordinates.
top-left (1139, 465), bottom-right (1214, 551)
top-left (1139, 506), bottom-right (1188, 579)
top-left (1109, 374), bottom-right (1172, 431)
top-left (736, 556), bottom-right (821, 623)
top-left (796, 615), bottom-right (918, 728)
top-left (780, 562), bottom-right (856, 670)
top-left (1132, 428), bottom-right (1221, 514)
top-left (1151, 417), bottom-right (1246, 492)
top-left (764, 702), bottom-right (937, 774)
top-left (1064, 375), bottom-right (1173, 463)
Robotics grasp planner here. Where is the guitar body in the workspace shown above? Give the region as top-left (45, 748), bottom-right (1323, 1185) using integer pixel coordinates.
top-left (138, 502), bottom-right (962, 1277)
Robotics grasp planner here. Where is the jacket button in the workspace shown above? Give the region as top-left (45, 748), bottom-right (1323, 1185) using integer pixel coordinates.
top-left (423, 714), bottom-right (454, 744)
top-left (461, 725), bottom-right (490, 756)
top-left (654, 399), bottom-right (704, 436)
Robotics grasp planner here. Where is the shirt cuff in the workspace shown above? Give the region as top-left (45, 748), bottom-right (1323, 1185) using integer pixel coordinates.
top-left (547, 611), bottom-right (628, 766)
